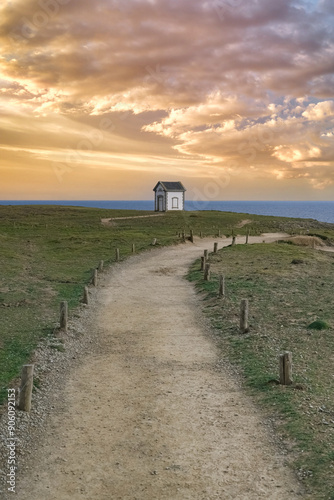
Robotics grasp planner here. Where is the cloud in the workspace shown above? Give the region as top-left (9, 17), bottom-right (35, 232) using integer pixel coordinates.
top-left (302, 100), bottom-right (334, 120)
top-left (0, 0), bottom-right (334, 198)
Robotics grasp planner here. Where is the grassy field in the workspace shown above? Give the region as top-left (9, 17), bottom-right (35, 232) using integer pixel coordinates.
top-left (1, 204), bottom-right (334, 497)
top-left (187, 240), bottom-right (334, 499)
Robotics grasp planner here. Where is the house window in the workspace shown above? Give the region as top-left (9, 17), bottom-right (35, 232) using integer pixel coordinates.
top-left (172, 197), bottom-right (179, 208)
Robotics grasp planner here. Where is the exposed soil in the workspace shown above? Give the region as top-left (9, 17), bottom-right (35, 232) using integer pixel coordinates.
top-left (236, 219), bottom-right (253, 228)
top-left (3, 235), bottom-right (305, 499)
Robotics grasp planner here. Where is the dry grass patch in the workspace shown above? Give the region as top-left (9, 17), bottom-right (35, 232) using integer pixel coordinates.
top-left (280, 235), bottom-right (326, 247)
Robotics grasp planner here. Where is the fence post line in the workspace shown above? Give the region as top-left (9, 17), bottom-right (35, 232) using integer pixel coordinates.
top-left (60, 300), bottom-right (68, 331)
top-left (279, 352), bottom-right (293, 385)
top-left (219, 275), bottom-right (225, 297)
top-left (18, 364), bottom-right (34, 412)
top-left (204, 263), bottom-right (211, 281)
top-left (83, 286), bottom-right (89, 305)
top-left (240, 299), bottom-right (249, 333)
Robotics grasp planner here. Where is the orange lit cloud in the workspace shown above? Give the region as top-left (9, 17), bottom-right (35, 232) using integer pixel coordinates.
top-left (0, 0), bottom-right (333, 199)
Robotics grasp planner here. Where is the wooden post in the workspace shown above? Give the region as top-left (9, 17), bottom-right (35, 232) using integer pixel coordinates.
top-left (60, 301), bottom-right (68, 331)
top-left (132, 243), bottom-right (135, 253)
top-left (92, 269), bottom-right (98, 287)
top-left (190, 230), bottom-right (194, 243)
top-left (232, 236), bottom-right (236, 246)
top-left (200, 231), bottom-right (202, 238)
top-left (218, 229), bottom-right (221, 238)
top-left (240, 299), bottom-right (249, 333)
top-left (246, 230), bottom-right (249, 244)
top-left (219, 275), bottom-right (225, 297)
top-left (279, 352), bottom-right (292, 385)
top-left (204, 263), bottom-right (211, 281)
top-left (213, 242), bottom-right (218, 253)
top-left (18, 365), bottom-right (34, 412)
top-left (204, 249), bottom-right (208, 259)
top-left (201, 256), bottom-right (206, 271)
top-left (182, 231), bottom-right (186, 242)
top-left (115, 248), bottom-right (120, 261)
top-left (98, 260), bottom-right (104, 272)
top-left (152, 238), bottom-right (157, 246)
top-left (83, 286), bottom-right (89, 305)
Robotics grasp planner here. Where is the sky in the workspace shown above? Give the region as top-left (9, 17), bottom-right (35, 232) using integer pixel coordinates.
top-left (0, 0), bottom-right (334, 201)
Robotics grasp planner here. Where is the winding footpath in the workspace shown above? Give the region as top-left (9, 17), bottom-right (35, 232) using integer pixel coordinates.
top-left (11, 236), bottom-right (304, 499)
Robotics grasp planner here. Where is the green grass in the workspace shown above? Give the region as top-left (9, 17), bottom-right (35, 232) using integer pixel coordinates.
top-left (187, 242), bottom-right (334, 499)
top-left (1, 204), bottom-right (334, 407)
top-left (1, 204), bottom-right (334, 491)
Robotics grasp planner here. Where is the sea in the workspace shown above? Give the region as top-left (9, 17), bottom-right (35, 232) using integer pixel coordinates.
top-left (0, 200), bottom-right (333, 224)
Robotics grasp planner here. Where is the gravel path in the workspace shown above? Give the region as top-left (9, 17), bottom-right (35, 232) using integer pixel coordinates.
top-left (1, 236), bottom-right (304, 499)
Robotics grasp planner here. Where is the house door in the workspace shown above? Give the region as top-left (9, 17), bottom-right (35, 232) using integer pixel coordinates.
top-left (157, 196), bottom-right (163, 211)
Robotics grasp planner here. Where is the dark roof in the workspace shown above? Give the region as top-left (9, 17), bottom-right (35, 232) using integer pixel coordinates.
top-left (153, 181), bottom-right (186, 192)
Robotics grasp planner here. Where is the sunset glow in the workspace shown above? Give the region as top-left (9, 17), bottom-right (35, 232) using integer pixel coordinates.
top-left (1, 0), bottom-right (334, 200)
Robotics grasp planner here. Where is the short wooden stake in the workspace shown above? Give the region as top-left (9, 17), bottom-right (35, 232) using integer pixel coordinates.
top-left (152, 238), bottom-right (157, 246)
top-left (204, 263), bottom-right (211, 281)
top-left (201, 256), bottom-right (206, 271)
top-left (200, 231), bottom-right (202, 238)
top-left (83, 286), bottom-right (89, 305)
top-left (182, 231), bottom-right (186, 242)
top-left (60, 301), bottom-right (68, 331)
top-left (132, 243), bottom-right (135, 253)
top-left (18, 364), bottom-right (34, 412)
top-left (218, 229), bottom-right (221, 238)
top-left (232, 236), bottom-right (236, 246)
top-left (240, 299), bottom-right (249, 333)
top-left (115, 248), bottom-right (120, 261)
top-left (279, 351), bottom-right (292, 385)
top-left (190, 230), bottom-right (194, 243)
top-left (204, 249), bottom-right (208, 259)
top-left (246, 231), bottom-right (249, 244)
top-left (213, 242), bottom-right (218, 253)
top-left (98, 260), bottom-right (104, 272)
top-left (92, 269), bottom-right (98, 286)
top-left (219, 275), bottom-right (225, 297)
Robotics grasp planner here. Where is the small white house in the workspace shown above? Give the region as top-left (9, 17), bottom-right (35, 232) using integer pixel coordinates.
top-left (153, 181), bottom-right (186, 212)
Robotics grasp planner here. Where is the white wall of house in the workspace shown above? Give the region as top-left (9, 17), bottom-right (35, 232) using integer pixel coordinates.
top-left (166, 191), bottom-right (183, 211)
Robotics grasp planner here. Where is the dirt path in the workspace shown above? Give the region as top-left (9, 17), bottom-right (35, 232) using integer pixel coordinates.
top-left (12, 235), bottom-right (304, 499)
top-left (101, 214), bottom-right (165, 224)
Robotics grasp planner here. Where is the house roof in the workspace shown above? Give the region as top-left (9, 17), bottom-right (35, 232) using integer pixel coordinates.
top-left (153, 181), bottom-right (186, 192)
